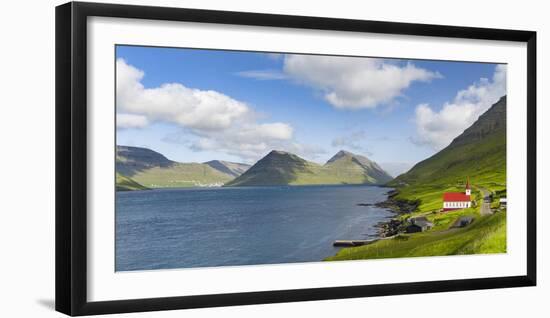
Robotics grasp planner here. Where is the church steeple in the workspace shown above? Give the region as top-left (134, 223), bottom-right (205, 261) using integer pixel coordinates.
top-left (465, 177), bottom-right (471, 196)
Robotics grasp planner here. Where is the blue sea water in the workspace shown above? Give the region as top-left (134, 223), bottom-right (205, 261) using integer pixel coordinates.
top-left (115, 185), bottom-right (394, 271)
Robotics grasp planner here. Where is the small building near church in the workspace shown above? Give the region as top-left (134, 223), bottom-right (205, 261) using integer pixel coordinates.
top-left (406, 216), bottom-right (433, 233)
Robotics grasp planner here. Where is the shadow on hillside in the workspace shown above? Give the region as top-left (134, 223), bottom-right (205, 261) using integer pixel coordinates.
top-left (116, 161), bottom-right (176, 177)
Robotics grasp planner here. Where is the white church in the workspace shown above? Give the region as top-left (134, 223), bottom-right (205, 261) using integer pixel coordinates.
top-left (442, 178), bottom-right (472, 211)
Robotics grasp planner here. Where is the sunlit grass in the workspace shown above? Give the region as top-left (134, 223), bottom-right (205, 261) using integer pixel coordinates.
top-left (326, 211), bottom-right (506, 261)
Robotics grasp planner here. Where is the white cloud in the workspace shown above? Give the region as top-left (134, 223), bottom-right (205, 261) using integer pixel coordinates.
top-left (178, 123), bottom-right (328, 162)
top-left (248, 123), bottom-right (293, 140)
top-left (412, 65), bottom-right (506, 150)
top-left (117, 113), bottom-right (149, 129)
top-left (163, 121), bottom-right (326, 163)
top-left (117, 59), bottom-right (322, 161)
top-left (283, 55), bottom-right (440, 109)
top-left (117, 59), bottom-right (250, 131)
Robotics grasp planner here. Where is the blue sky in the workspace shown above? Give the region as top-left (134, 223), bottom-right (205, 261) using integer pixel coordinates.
top-left (116, 45), bottom-right (506, 176)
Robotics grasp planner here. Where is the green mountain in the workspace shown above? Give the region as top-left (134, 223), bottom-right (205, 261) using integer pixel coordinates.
top-left (327, 96), bottom-right (507, 262)
top-left (116, 172), bottom-right (149, 191)
top-left (116, 146), bottom-right (173, 176)
top-left (325, 150), bottom-right (393, 184)
top-left (225, 150), bottom-right (392, 186)
top-left (116, 146), bottom-right (238, 188)
top-left (224, 150), bottom-right (316, 186)
top-left (204, 160), bottom-right (251, 178)
top-left (390, 95), bottom-right (506, 188)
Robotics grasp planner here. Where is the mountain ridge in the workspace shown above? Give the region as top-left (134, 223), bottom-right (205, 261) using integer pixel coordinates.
top-left (225, 149), bottom-right (392, 186)
top-left (325, 150), bottom-right (393, 184)
top-left (390, 95), bottom-right (506, 187)
top-left (116, 146), bottom-right (249, 188)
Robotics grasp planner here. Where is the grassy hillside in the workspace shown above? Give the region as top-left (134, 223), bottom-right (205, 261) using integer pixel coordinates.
top-left (127, 163), bottom-right (233, 188)
top-left (116, 146), bottom-right (237, 188)
top-left (327, 211), bottom-right (506, 260)
top-left (116, 172), bottom-right (149, 191)
top-left (324, 151), bottom-right (393, 184)
top-left (326, 96), bottom-right (507, 261)
top-left (389, 96), bottom-right (506, 208)
top-left (225, 150), bottom-right (392, 186)
top-left (390, 131), bottom-right (505, 191)
top-left (389, 96), bottom-right (506, 190)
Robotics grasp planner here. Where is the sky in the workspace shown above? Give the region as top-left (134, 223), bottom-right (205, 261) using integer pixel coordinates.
top-left (116, 45), bottom-right (506, 177)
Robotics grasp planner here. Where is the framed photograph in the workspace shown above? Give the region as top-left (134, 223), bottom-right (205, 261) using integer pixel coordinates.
top-left (55, 1), bottom-right (536, 316)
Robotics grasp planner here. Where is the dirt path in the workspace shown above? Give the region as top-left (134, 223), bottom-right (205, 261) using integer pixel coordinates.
top-left (477, 187), bottom-right (493, 216)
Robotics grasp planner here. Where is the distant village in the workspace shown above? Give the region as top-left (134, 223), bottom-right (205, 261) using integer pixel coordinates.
top-left (406, 177), bottom-right (506, 233)
top-left (335, 178), bottom-right (507, 247)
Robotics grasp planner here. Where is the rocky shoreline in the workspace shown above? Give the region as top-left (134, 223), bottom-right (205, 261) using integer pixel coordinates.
top-left (373, 189), bottom-right (420, 237)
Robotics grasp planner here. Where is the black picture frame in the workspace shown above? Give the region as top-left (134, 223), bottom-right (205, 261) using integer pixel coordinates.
top-left (55, 1), bottom-right (537, 316)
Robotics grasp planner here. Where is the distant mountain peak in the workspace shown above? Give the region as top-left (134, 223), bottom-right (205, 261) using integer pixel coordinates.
top-left (325, 150), bottom-right (392, 184)
top-left (116, 145), bottom-right (174, 176)
top-left (327, 150), bottom-right (351, 163)
top-left (267, 150), bottom-right (292, 156)
top-left (116, 145), bottom-right (247, 187)
top-left (326, 150), bottom-right (371, 164)
top-left (336, 150), bottom-right (353, 155)
top-left (261, 150), bottom-right (307, 163)
top-left (225, 149), bottom-right (392, 186)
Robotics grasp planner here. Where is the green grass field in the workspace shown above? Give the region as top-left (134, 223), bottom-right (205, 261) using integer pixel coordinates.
top-left (327, 211), bottom-right (506, 260)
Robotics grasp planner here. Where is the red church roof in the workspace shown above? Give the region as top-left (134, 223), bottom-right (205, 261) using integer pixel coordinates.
top-left (443, 192), bottom-right (471, 202)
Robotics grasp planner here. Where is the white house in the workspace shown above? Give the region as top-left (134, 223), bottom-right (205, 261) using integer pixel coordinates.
top-left (499, 198), bottom-right (507, 208)
top-left (442, 178), bottom-right (472, 211)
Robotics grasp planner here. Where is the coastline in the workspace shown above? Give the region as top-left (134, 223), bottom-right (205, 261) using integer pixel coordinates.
top-left (373, 189), bottom-right (420, 238)
top-left (324, 189), bottom-right (413, 259)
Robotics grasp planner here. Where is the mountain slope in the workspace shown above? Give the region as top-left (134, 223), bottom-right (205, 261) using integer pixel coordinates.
top-left (204, 160), bottom-right (251, 177)
top-left (326, 96), bottom-right (508, 262)
top-left (116, 146), bottom-right (235, 188)
top-left (390, 95), bottom-right (506, 188)
top-left (116, 146), bottom-right (173, 176)
top-left (225, 150), bottom-right (392, 186)
top-left (325, 150), bottom-right (393, 184)
top-left (224, 151), bottom-right (317, 186)
top-left (116, 172), bottom-right (149, 191)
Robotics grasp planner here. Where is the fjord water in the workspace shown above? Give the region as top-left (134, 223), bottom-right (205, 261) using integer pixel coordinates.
top-left (116, 185), bottom-right (394, 271)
